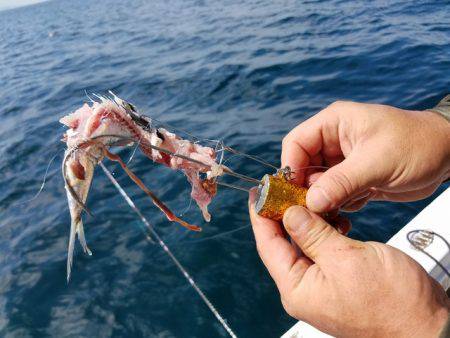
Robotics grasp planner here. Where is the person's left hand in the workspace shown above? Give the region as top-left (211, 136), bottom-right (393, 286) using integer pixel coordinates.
top-left (249, 191), bottom-right (449, 337)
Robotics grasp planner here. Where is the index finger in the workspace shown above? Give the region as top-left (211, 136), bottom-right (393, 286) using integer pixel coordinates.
top-left (281, 117), bottom-right (322, 185)
top-left (281, 108), bottom-right (340, 185)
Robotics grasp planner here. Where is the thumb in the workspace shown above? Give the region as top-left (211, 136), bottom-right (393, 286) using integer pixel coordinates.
top-left (283, 206), bottom-right (348, 262)
top-left (307, 153), bottom-right (381, 212)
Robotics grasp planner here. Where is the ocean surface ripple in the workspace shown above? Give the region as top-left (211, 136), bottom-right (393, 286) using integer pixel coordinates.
top-left (0, 0), bottom-right (448, 336)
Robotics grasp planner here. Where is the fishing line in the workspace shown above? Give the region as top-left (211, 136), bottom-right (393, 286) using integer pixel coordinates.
top-left (178, 196), bottom-right (193, 217)
top-left (13, 152), bottom-right (60, 205)
top-left (100, 162), bottom-right (237, 338)
top-left (222, 146), bottom-right (278, 170)
top-left (126, 134), bottom-right (142, 165)
top-left (101, 164), bottom-right (155, 243)
top-left (293, 165), bottom-right (330, 172)
top-left (142, 108), bottom-right (275, 171)
top-left (151, 115), bottom-right (222, 146)
top-left (175, 224), bottom-right (251, 246)
top-left (220, 154), bottom-right (241, 167)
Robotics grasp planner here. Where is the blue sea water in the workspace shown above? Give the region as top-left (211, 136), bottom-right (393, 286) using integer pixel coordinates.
top-left (0, 0), bottom-right (449, 337)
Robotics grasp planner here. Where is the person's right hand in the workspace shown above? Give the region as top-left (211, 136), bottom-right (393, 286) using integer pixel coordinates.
top-left (282, 101), bottom-right (450, 213)
top-left (248, 199), bottom-right (450, 338)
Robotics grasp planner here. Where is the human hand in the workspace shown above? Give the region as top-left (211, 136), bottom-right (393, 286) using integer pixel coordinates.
top-left (282, 101), bottom-right (450, 213)
top-left (248, 194), bottom-right (449, 337)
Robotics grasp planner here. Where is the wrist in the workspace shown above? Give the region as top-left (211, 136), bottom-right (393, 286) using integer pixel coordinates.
top-left (431, 305), bottom-right (449, 338)
top-left (420, 110), bottom-right (450, 181)
top-left (394, 303), bottom-right (448, 338)
top-left (428, 94), bottom-right (450, 122)
top-left (438, 311), bottom-right (450, 338)
top-left (425, 94), bottom-right (450, 177)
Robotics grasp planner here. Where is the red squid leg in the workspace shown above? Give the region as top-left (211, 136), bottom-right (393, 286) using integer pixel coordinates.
top-left (101, 145), bottom-right (201, 232)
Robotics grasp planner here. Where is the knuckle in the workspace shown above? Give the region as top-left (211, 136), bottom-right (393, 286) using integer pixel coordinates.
top-left (282, 133), bottom-right (294, 148)
top-left (301, 220), bottom-right (335, 256)
top-left (281, 295), bottom-right (298, 318)
top-left (368, 242), bottom-right (386, 266)
top-left (325, 100), bottom-right (356, 116)
top-left (327, 100), bottom-right (346, 111)
top-left (327, 169), bottom-right (355, 204)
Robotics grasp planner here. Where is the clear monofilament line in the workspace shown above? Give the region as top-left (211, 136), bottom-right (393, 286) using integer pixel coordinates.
top-left (217, 181), bottom-right (250, 192)
top-left (90, 134), bottom-right (261, 188)
top-left (222, 146), bottom-right (278, 170)
top-left (99, 162), bottom-right (238, 338)
top-left (140, 113), bottom-right (276, 172)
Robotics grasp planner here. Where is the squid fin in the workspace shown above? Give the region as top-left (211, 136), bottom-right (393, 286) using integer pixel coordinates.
top-left (77, 221), bottom-right (92, 256)
top-left (66, 219), bottom-right (77, 283)
top-left (66, 219), bottom-right (92, 283)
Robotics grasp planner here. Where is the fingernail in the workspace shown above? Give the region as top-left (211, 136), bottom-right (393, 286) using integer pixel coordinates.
top-left (307, 186), bottom-right (332, 212)
top-left (283, 206), bottom-right (311, 233)
top-left (248, 187), bottom-right (258, 206)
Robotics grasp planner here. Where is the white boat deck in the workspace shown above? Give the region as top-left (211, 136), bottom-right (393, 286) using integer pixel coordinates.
top-left (282, 187), bottom-right (450, 338)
